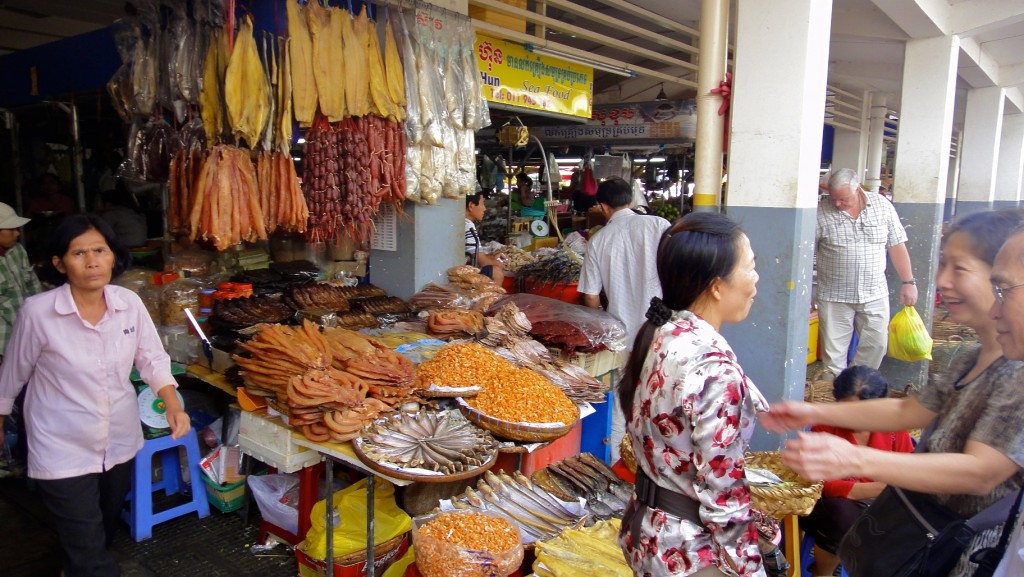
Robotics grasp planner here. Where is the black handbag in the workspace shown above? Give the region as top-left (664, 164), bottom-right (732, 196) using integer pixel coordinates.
top-left (838, 424), bottom-right (1020, 577)
top-left (969, 486), bottom-right (1024, 577)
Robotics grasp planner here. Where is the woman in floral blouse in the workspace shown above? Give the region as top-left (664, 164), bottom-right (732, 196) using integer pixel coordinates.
top-left (619, 212), bottom-right (769, 577)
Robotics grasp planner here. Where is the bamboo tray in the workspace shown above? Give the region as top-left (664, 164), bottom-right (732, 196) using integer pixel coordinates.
top-left (745, 451), bottom-right (822, 518)
top-left (456, 398), bottom-right (578, 443)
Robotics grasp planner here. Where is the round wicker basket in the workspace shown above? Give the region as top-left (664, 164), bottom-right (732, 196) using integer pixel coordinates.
top-left (745, 451), bottom-right (822, 518)
top-left (456, 399), bottom-right (577, 443)
top-left (620, 436), bottom-right (637, 474)
top-left (332, 532), bottom-right (406, 565)
top-left (804, 379), bottom-right (836, 404)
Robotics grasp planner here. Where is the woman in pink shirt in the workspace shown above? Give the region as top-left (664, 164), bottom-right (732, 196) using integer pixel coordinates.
top-left (0, 215), bottom-right (189, 577)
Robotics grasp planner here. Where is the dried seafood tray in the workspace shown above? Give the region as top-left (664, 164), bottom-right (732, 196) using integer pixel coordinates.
top-left (335, 284), bottom-right (387, 300)
top-left (443, 469), bottom-right (587, 544)
top-left (351, 295), bottom-right (411, 315)
top-left (214, 295), bottom-right (294, 326)
top-left (353, 409), bottom-right (499, 482)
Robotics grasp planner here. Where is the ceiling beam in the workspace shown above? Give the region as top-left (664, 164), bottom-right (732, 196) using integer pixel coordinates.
top-left (470, 0), bottom-right (698, 72)
top-left (582, 0), bottom-right (700, 38)
top-left (948, 0), bottom-right (1024, 36)
top-left (1006, 87), bottom-right (1024, 115)
top-left (542, 0), bottom-right (699, 56)
top-left (869, 0), bottom-right (947, 38)
top-left (1001, 62), bottom-right (1024, 88)
top-left (959, 36), bottom-right (1001, 88)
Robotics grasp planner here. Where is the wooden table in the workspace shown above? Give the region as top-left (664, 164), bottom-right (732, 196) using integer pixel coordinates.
top-left (185, 364), bottom-right (237, 397)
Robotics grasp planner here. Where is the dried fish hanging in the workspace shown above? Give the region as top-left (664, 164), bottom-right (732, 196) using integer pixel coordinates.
top-left (394, 5), bottom-right (488, 204)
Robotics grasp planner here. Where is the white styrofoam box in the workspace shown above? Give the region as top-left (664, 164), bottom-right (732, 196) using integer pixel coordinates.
top-left (564, 348), bottom-right (628, 377)
top-left (239, 410), bottom-right (321, 473)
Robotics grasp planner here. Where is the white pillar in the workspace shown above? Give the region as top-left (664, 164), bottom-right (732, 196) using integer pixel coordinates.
top-left (945, 129), bottom-right (963, 221)
top-left (886, 35), bottom-right (959, 387)
top-left (832, 129), bottom-right (864, 174)
top-left (957, 86), bottom-right (1005, 214)
top-left (726, 0), bottom-right (832, 450)
top-left (995, 114), bottom-right (1024, 209)
top-left (693, 0), bottom-right (729, 210)
top-left (865, 94), bottom-right (887, 192)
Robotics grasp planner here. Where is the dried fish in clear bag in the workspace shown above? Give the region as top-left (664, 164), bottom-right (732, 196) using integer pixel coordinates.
top-left (416, 31), bottom-right (445, 148)
top-left (442, 38), bottom-right (466, 131)
top-left (132, 35), bottom-right (157, 116)
top-left (460, 22), bottom-right (490, 130)
top-left (139, 117), bottom-right (181, 183)
top-left (118, 120), bottom-right (145, 181)
top-left (179, 117), bottom-right (207, 154)
top-left (107, 64), bottom-right (134, 123)
top-left (394, 12), bottom-right (421, 144)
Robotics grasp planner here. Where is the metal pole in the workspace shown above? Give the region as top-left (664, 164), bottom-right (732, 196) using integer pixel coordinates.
top-left (325, 458), bottom-right (334, 577)
top-left (693, 0), bottom-right (729, 212)
top-left (68, 102), bottom-right (86, 213)
top-left (366, 474), bottom-right (376, 577)
top-left (5, 112), bottom-right (23, 215)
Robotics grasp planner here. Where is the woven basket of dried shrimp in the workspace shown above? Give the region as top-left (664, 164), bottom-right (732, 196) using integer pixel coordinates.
top-left (745, 451), bottom-right (823, 518)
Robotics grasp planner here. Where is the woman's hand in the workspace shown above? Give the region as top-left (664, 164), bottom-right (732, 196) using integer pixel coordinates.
top-left (781, 431), bottom-right (864, 481)
top-left (165, 408), bottom-right (191, 439)
top-left (759, 400), bottom-right (818, 432)
top-left (156, 385), bottom-right (191, 439)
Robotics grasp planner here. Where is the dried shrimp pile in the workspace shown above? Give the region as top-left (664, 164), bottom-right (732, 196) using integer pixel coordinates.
top-left (357, 410), bottom-right (497, 475)
top-left (416, 343), bottom-right (577, 425)
top-left (482, 304), bottom-right (609, 404)
top-left (414, 511), bottom-right (523, 577)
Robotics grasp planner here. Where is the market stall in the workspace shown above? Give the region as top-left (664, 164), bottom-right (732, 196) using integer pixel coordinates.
top-left (55, 0), bottom-right (822, 574)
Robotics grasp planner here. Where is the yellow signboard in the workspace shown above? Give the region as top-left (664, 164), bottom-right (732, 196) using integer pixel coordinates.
top-left (475, 34), bottom-right (593, 119)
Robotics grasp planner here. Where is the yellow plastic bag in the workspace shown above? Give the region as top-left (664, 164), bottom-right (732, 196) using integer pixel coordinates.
top-left (887, 305), bottom-right (933, 362)
top-left (300, 476), bottom-right (412, 561)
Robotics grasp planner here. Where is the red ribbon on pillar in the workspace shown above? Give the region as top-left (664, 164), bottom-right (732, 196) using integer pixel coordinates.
top-left (710, 72), bottom-right (732, 153)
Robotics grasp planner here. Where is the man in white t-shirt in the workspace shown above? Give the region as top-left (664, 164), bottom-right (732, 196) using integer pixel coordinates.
top-left (578, 177), bottom-right (670, 461)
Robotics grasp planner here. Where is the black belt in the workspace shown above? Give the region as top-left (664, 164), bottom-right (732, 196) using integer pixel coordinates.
top-left (633, 469), bottom-right (702, 525)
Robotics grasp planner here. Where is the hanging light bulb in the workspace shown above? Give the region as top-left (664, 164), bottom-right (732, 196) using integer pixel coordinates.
top-left (655, 83), bottom-right (668, 101)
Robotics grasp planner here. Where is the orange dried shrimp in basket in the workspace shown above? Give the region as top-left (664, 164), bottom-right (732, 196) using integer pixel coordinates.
top-left (416, 343), bottom-right (577, 425)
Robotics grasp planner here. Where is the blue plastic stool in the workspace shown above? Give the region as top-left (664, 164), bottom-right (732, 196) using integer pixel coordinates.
top-left (122, 429), bottom-right (210, 541)
top-left (800, 534), bottom-right (849, 577)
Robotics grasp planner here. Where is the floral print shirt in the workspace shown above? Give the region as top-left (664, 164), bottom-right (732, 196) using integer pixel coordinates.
top-left (619, 310), bottom-right (769, 577)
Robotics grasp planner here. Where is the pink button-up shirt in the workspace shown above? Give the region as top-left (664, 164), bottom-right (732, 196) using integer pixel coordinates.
top-left (0, 284), bottom-right (175, 480)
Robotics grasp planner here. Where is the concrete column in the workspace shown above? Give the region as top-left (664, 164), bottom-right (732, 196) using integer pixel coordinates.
top-left (693, 0), bottom-right (730, 211)
top-left (864, 94), bottom-right (887, 192)
top-left (945, 129), bottom-right (962, 222)
top-left (726, 0), bottom-right (831, 451)
top-left (370, 0), bottom-right (468, 299)
top-left (995, 114), bottom-right (1024, 209)
top-left (831, 129), bottom-right (864, 175)
top-left (882, 35), bottom-right (959, 390)
top-left (956, 86), bottom-right (1005, 215)
top-left (371, 203), bottom-right (463, 300)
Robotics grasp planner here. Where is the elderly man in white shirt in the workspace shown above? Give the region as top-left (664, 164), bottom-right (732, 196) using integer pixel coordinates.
top-left (579, 176), bottom-right (671, 461)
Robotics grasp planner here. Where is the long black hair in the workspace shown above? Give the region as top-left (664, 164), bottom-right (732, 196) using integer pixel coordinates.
top-left (618, 212), bottom-right (745, 416)
top-left (40, 214), bottom-right (132, 286)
